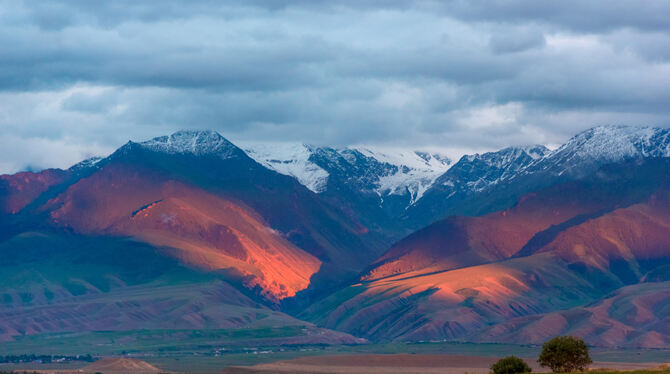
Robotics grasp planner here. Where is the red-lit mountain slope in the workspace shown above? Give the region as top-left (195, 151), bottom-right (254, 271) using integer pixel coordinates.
top-left (0, 169), bottom-right (69, 214)
top-left (0, 231), bottom-right (362, 345)
top-left (526, 192), bottom-right (670, 274)
top-left (303, 160), bottom-right (670, 347)
top-left (470, 281), bottom-right (670, 348)
top-left (3, 131), bottom-right (388, 303)
top-left (364, 168), bottom-right (657, 281)
top-left (41, 163), bottom-right (321, 301)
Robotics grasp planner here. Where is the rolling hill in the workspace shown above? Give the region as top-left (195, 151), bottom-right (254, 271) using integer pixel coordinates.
top-left (301, 158), bottom-right (670, 347)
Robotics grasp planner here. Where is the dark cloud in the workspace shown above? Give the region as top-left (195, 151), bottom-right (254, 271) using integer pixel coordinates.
top-left (0, 1), bottom-right (669, 173)
top-left (19, 0), bottom-right (670, 33)
top-left (439, 0), bottom-right (670, 33)
top-left (489, 29), bottom-right (545, 54)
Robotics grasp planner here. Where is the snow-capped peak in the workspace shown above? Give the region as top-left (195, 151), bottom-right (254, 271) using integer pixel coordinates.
top-left (538, 125), bottom-right (670, 173)
top-left (437, 144), bottom-right (549, 193)
top-left (139, 130), bottom-right (240, 157)
top-left (559, 125), bottom-right (669, 158)
top-left (353, 147), bottom-right (453, 204)
top-left (240, 142), bottom-right (329, 193)
top-left (241, 141), bottom-right (454, 204)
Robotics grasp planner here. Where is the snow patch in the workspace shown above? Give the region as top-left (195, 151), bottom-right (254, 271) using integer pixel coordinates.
top-left (556, 125), bottom-right (670, 160)
top-left (69, 156), bottom-right (103, 171)
top-left (241, 142), bottom-right (329, 193)
top-left (241, 142), bottom-right (455, 203)
top-left (140, 130), bottom-right (239, 157)
top-left (353, 147), bottom-right (453, 204)
top-left (539, 125), bottom-right (670, 173)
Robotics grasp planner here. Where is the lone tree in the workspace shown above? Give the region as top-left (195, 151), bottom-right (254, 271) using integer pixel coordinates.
top-left (538, 336), bottom-right (592, 372)
top-left (491, 356), bottom-right (532, 374)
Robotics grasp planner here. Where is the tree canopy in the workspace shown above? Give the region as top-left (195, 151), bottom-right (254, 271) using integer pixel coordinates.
top-left (538, 336), bottom-right (592, 372)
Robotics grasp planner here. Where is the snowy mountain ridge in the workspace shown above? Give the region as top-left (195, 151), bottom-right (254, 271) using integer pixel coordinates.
top-left (533, 125), bottom-right (670, 175)
top-left (444, 126), bottom-right (670, 193)
top-left (139, 130), bottom-right (241, 158)
top-left (354, 147), bottom-right (452, 204)
top-left (241, 142), bottom-right (454, 203)
top-left (240, 142), bottom-right (330, 193)
top-left (69, 156), bottom-right (103, 171)
top-left (436, 144), bottom-right (550, 193)
top-left (71, 125), bottom-right (670, 207)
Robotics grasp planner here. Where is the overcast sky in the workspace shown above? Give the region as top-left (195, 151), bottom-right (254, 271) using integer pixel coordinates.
top-left (1, 0), bottom-right (670, 173)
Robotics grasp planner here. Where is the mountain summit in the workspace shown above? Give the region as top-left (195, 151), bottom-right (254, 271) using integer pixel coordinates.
top-left (532, 125), bottom-right (670, 175)
top-left (242, 143), bottom-right (453, 203)
top-left (139, 130), bottom-right (243, 157)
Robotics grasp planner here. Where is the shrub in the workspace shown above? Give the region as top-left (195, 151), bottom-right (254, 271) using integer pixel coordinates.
top-left (538, 336), bottom-right (592, 372)
top-left (491, 356), bottom-right (532, 374)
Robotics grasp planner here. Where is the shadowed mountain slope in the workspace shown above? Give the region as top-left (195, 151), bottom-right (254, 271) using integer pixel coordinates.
top-left (365, 159), bottom-right (670, 281)
top-left (405, 126), bottom-right (670, 227)
top-left (41, 163), bottom-right (321, 301)
top-left (4, 131), bottom-right (389, 303)
top-left (303, 159), bottom-right (670, 346)
top-left (0, 231), bottom-right (361, 344)
top-left (470, 281), bottom-right (670, 348)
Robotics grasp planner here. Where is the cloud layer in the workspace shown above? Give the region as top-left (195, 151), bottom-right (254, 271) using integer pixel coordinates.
top-left (1, 0), bottom-right (669, 172)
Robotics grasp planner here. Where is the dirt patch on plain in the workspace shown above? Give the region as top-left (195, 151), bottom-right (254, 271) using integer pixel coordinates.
top-left (81, 358), bottom-right (163, 373)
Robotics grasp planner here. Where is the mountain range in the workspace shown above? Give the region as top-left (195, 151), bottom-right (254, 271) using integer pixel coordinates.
top-left (1, 125), bottom-right (670, 349)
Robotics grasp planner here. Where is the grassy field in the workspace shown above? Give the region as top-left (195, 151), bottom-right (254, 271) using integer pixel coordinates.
top-left (1, 334), bottom-right (669, 374)
top-left (0, 327), bottom-right (315, 356)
